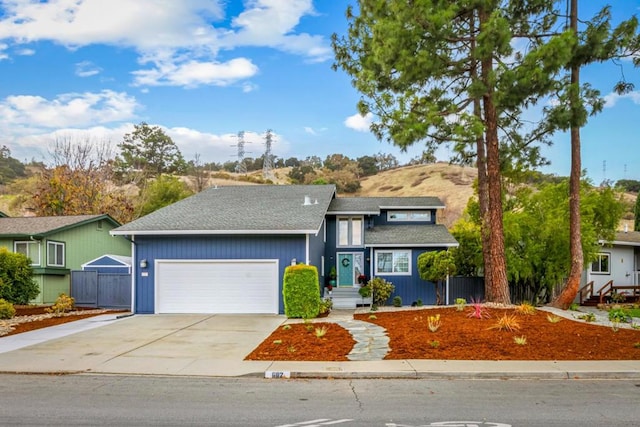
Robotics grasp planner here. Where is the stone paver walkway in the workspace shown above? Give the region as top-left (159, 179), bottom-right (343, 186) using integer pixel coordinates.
top-left (336, 319), bottom-right (389, 361)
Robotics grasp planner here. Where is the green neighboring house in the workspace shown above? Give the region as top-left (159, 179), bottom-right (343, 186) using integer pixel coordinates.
top-left (0, 214), bottom-right (131, 304)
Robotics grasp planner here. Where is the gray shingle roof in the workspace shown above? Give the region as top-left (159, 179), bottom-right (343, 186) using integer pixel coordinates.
top-left (0, 214), bottom-right (111, 237)
top-left (612, 231), bottom-right (640, 246)
top-left (112, 184), bottom-right (337, 235)
top-left (364, 224), bottom-right (458, 247)
top-left (328, 196), bottom-right (444, 214)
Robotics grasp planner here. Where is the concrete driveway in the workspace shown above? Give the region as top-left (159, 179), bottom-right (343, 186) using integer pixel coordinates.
top-left (0, 314), bottom-right (285, 377)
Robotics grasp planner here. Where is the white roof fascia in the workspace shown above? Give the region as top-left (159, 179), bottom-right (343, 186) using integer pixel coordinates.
top-left (110, 229), bottom-right (319, 236)
top-left (329, 210), bottom-right (380, 215)
top-left (379, 205), bottom-right (446, 210)
top-left (365, 243), bottom-right (459, 248)
top-left (605, 240), bottom-right (640, 247)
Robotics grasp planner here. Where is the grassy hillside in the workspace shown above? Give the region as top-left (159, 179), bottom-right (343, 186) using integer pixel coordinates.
top-left (236, 162), bottom-right (475, 227)
top-left (354, 163), bottom-right (476, 227)
top-left (6, 162), bottom-right (634, 232)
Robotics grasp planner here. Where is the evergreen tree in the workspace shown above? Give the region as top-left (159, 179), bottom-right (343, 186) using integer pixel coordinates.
top-left (116, 122), bottom-right (186, 182)
top-left (332, 0), bottom-right (574, 303)
top-left (635, 194), bottom-right (640, 232)
top-left (547, 3), bottom-right (640, 308)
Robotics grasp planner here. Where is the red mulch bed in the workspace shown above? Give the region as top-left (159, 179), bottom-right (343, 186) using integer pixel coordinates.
top-left (245, 307), bottom-right (640, 361)
top-left (2, 305), bottom-right (126, 337)
top-left (245, 322), bottom-right (355, 361)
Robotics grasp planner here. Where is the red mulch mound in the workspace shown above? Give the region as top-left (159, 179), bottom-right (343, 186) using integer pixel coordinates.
top-left (246, 307), bottom-right (640, 361)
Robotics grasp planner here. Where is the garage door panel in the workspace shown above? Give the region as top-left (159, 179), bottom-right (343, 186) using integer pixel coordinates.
top-left (156, 260), bottom-right (279, 314)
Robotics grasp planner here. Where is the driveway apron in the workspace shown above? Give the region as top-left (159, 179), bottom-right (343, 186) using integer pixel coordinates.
top-left (0, 314), bottom-right (285, 377)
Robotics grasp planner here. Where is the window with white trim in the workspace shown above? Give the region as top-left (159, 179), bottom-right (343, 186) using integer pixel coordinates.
top-left (47, 241), bottom-right (65, 267)
top-left (375, 250), bottom-right (411, 275)
top-left (14, 241), bottom-right (41, 266)
top-left (590, 253), bottom-right (610, 274)
top-left (337, 217), bottom-right (363, 247)
top-left (387, 210), bottom-right (431, 222)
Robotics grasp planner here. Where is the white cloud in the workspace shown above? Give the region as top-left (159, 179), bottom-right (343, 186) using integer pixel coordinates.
top-left (0, 90), bottom-right (139, 129)
top-left (224, 0), bottom-right (331, 62)
top-left (15, 47), bottom-right (34, 55)
top-left (344, 112), bottom-right (373, 132)
top-left (0, 0), bottom-right (331, 87)
top-left (3, 119), bottom-right (290, 167)
top-left (75, 60), bottom-right (101, 77)
top-left (132, 57), bottom-right (258, 88)
top-left (6, 123), bottom-right (134, 164)
top-left (242, 82), bottom-right (258, 93)
top-left (167, 127), bottom-right (287, 163)
top-left (304, 126), bottom-right (327, 135)
top-left (0, 0), bottom-right (223, 51)
top-left (603, 90), bottom-right (640, 108)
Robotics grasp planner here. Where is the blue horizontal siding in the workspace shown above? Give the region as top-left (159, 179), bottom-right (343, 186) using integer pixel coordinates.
top-left (134, 235), bottom-right (307, 314)
top-left (372, 249), bottom-right (441, 306)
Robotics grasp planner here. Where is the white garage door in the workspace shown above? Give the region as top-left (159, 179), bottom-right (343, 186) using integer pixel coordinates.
top-left (155, 259), bottom-right (279, 314)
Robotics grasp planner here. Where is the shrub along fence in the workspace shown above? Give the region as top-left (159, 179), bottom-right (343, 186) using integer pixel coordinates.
top-left (448, 276), bottom-right (559, 305)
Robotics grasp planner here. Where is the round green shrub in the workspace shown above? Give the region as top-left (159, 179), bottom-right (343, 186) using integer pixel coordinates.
top-left (369, 277), bottom-right (395, 306)
top-left (0, 248), bottom-right (39, 304)
top-left (0, 298), bottom-right (16, 319)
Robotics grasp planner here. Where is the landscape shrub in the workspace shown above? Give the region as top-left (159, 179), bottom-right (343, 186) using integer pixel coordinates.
top-left (608, 308), bottom-right (631, 323)
top-left (282, 264), bottom-right (320, 319)
top-left (0, 298), bottom-right (15, 319)
top-left (0, 248), bottom-right (39, 304)
top-left (393, 296), bottom-right (402, 307)
top-left (45, 293), bottom-right (75, 316)
top-left (368, 277), bottom-right (395, 307)
top-left (318, 298), bottom-right (333, 316)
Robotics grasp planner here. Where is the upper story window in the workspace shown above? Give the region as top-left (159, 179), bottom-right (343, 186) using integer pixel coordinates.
top-left (14, 241), bottom-right (41, 266)
top-left (338, 217), bottom-right (363, 247)
top-left (47, 241), bottom-right (65, 267)
top-left (375, 250), bottom-right (411, 275)
top-left (387, 210), bottom-right (431, 222)
top-left (590, 253), bottom-right (610, 274)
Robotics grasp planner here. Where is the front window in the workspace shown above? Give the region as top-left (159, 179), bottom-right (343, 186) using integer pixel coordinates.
top-left (387, 210), bottom-right (431, 222)
top-left (14, 241), bottom-right (40, 265)
top-left (375, 250), bottom-right (411, 275)
top-left (47, 241), bottom-right (65, 267)
top-left (591, 253), bottom-right (610, 274)
top-left (337, 217), bottom-right (363, 247)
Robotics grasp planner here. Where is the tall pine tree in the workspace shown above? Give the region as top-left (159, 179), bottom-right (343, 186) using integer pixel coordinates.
top-left (332, 1), bottom-right (574, 303)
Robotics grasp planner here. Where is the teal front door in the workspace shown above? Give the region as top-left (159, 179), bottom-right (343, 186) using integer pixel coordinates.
top-left (338, 253), bottom-right (353, 286)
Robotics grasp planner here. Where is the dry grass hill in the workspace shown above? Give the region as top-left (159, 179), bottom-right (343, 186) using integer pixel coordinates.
top-left (353, 163), bottom-right (476, 227)
top-left (220, 162), bottom-right (476, 228)
top-left (4, 162), bottom-right (636, 231)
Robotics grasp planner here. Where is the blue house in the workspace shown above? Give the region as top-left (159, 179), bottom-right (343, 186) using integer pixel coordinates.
top-left (111, 184), bottom-right (457, 314)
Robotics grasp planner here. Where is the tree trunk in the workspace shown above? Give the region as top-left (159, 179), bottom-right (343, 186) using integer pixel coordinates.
top-left (479, 9), bottom-right (511, 305)
top-left (551, 0), bottom-right (583, 309)
top-left (471, 11), bottom-right (494, 303)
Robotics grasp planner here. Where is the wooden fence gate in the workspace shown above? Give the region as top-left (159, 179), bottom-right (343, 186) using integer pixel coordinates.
top-left (70, 270), bottom-right (131, 310)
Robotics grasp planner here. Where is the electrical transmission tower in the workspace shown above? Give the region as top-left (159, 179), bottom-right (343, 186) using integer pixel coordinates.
top-left (263, 129), bottom-right (275, 181)
top-left (233, 131), bottom-right (249, 174)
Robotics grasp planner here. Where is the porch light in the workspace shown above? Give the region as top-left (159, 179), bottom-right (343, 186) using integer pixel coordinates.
top-left (139, 259), bottom-right (148, 269)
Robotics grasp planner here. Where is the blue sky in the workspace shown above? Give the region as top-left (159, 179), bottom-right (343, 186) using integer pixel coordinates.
top-left (0, 0), bottom-right (638, 184)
